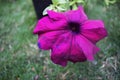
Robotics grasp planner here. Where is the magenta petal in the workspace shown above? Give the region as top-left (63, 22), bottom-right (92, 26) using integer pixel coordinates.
top-left (33, 17), bottom-right (50, 34)
top-left (47, 10), bottom-right (65, 20)
top-left (33, 16), bottom-right (67, 34)
top-left (38, 30), bottom-right (67, 50)
top-left (81, 20), bottom-right (108, 43)
top-left (65, 6), bottom-right (88, 23)
top-left (82, 20), bottom-right (105, 29)
top-left (76, 35), bottom-right (99, 61)
top-left (51, 32), bottom-right (72, 67)
top-left (68, 37), bottom-right (87, 63)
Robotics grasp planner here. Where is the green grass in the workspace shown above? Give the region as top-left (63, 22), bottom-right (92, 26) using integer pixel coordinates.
top-left (0, 0), bottom-right (120, 80)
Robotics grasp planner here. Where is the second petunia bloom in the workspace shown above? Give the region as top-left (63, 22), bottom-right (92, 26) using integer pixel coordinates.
top-left (33, 6), bottom-right (108, 67)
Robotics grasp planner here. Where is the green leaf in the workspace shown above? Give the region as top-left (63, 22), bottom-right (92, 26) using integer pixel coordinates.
top-left (52, 0), bottom-right (58, 4)
top-left (104, 0), bottom-right (116, 5)
top-left (69, 1), bottom-right (75, 6)
top-left (52, 0), bottom-right (67, 5)
top-left (42, 5), bottom-right (53, 15)
top-left (72, 4), bottom-right (78, 10)
top-left (56, 6), bottom-right (66, 12)
top-left (76, 0), bottom-right (84, 3)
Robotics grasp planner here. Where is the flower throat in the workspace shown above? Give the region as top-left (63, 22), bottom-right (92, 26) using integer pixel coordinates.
top-left (68, 22), bottom-right (80, 34)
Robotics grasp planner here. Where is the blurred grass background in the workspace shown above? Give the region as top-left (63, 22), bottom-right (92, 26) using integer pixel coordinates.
top-left (0, 0), bottom-right (120, 80)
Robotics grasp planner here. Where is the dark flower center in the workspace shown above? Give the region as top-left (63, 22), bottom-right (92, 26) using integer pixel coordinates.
top-left (68, 22), bottom-right (80, 34)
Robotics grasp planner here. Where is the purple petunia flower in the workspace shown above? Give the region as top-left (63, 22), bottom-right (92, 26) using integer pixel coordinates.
top-left (33, 6), bottom-right (108, 67)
